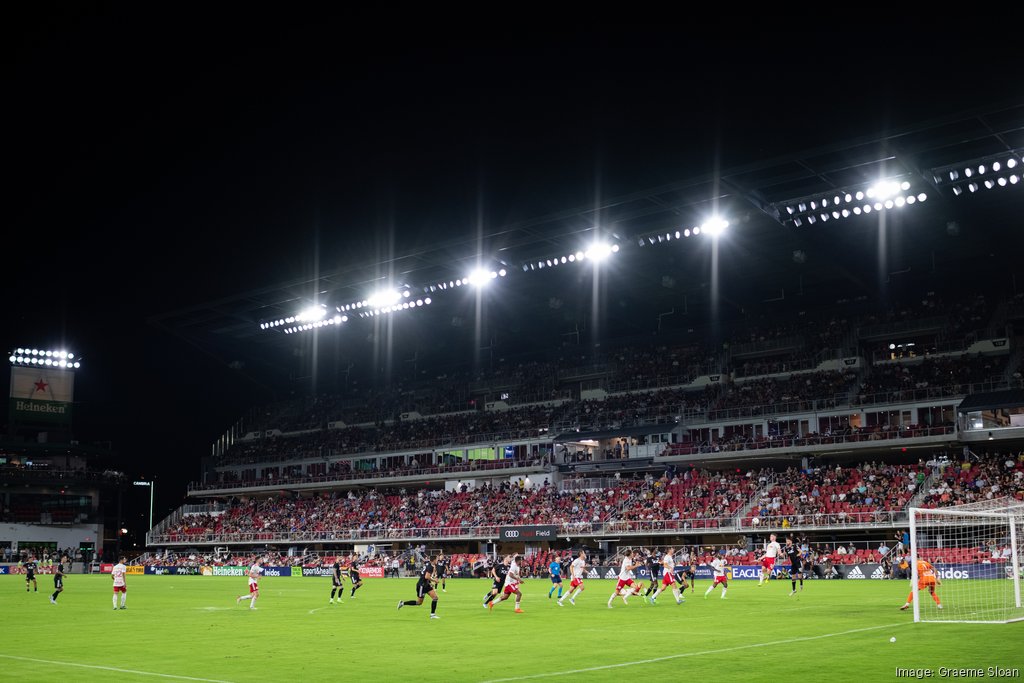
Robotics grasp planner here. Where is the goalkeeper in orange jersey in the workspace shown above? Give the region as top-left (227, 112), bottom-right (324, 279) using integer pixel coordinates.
top-left (900, 558), bottom-right (942, 611)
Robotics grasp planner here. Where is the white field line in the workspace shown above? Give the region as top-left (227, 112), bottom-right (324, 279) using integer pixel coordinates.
top-left (0, 653), bottom-right (236, 683)
top-left (479, 622), bottom-right (909, 682)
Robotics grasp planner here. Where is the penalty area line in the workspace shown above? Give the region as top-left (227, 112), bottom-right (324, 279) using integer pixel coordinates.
top-left (478, 622), bottom-right (908, 682)
top-left (0, 653), bottom-right (237, 683)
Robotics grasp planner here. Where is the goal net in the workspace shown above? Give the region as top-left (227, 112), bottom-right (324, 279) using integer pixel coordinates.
top-left (908, 498), bottom-right (1023, 623)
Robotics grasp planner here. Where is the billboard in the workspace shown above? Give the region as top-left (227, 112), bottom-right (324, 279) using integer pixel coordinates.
top-left (499, 525), bottom-right (558, 540)
top-left (9, 366), bottom-right (74, 424)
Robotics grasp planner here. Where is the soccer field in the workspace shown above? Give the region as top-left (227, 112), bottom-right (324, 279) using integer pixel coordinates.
top-left (4, 576), bottom-right (1022, 682)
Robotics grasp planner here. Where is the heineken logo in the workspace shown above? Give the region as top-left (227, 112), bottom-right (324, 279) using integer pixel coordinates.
top-left (14, 400), bottom-right (67, 414)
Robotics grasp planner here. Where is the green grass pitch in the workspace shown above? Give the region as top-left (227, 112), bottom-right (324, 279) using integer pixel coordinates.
top-left (3, 575), bottom-right (1022, 681)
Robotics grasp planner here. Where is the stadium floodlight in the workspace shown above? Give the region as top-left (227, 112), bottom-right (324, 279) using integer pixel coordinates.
top-left (584, 242), bottom-right (616, 261)
top-left (295, 305), bottom-right (328, 322)
top-left (1008, 158), bottom-right (1019, 169)
top-left (701, 217), bottom-right (729, 238)
top-left (9, 348), bottom-right (80, 368)
top-left (366, 289), bottom-right (403, 309)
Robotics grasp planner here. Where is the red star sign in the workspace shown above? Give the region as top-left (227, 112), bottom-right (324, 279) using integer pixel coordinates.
top-left (34, 379), bottom-right (48, 392)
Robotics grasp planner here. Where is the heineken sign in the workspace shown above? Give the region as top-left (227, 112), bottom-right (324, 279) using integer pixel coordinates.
top-left (9, 366), bottom-right (75, 425)
top-left (10, 399), bottom-right (72, 423)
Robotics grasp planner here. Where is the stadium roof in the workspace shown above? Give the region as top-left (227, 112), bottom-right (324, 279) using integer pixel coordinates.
top-left (147, 102), bottom-right (1024, 387)
top-left (957, 388), bottom-right (1024, 413)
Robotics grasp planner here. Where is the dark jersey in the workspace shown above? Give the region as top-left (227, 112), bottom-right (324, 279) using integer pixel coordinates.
top-left (24, 561), bottom-right (37, 577)
top-left (492, 562), bottom-right (509, 588)
top-left (349, 560), bottom-right (361, 579)
top-left (332, 562), bottom-right (343, 584)
top-left (54, 564), bottom-right (64, 587)
top-left (785, 545), bottom-right (802, 568)
top-left (436, 559), bottom-right (449, 578)
top-left (645, 555), bottom-right (660, 578)
top-left (420, 562), bottom-right (435, 582)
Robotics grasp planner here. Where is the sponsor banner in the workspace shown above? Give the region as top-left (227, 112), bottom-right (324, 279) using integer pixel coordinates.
top-left (261, 566), bottom-right (291, 577)
top-left (729, 565), bottom-right (787, 580)
top-left (211, 566), bottom-right (248, 576)
top-left (145, 566), bottom-right (201, 575)
top-left (933, 563), bottom-right (1005, 580)
top-left (499, 525), bottom-right (558, 540)
top-left (127, 565), bottom-right (145, 575)
top-left (99, 564), bottom-right (113, 574)
top-left (358, 566), bottom-right (384, 578)
top-left (13, 566), bottom-right (58, 575)
top-left (302, 566), bottom-right (335, 577)
top-left (0, 566), bottom-right (8, 575)
top-left (10, 398), bottom-right (73, 423)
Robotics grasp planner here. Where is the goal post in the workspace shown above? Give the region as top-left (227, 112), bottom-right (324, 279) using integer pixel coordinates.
top-left (908, 499), bottom-right (1024, 624)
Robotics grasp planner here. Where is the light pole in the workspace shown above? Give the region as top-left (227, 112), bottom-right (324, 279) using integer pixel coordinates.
top-left (133, 480), bottom-right (154, 533)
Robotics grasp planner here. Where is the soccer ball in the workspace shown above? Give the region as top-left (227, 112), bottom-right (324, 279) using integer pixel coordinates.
top-left (890, 637), bottom-right (896, 643)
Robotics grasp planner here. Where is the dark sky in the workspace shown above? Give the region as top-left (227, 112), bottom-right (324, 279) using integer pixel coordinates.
top-left (5, 10), bottom-right (1023, 527)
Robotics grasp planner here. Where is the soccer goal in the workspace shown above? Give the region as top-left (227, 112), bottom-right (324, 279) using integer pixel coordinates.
top-left (908, 498), bottom-right (1023, 623)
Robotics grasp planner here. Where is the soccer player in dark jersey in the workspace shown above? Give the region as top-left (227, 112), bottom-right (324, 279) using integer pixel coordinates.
top-left (398, 555), bottom-right (440, 619)
top-left (348, 556), bottom-right (364, 597)
top-left (50, 559), bottom-right (65, 604)
top-left (483, 556), bottom-right (509, 607)
top-left (330, 559), bottom-right (344, 603)
top-left (785, 536), bottom-right (805, 595)
top-left (24, 557), bottom-right (38, 592)
top-left (644, 550), bottom-right (661, 601)
top-left (436, 552), bottom-right (450, 593)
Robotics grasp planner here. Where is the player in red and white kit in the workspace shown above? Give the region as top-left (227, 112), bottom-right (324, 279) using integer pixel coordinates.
top-left (607, 549), bottom-right (643, 608)
top-left (704, 550), bottom-right (729, 599)
top-left (111, 557), bottom-right (128, 610)
top-left (489, 553), bottom-right (524, 613)
top-left (651, 547), bottom-right (683, 605)
top-left (236, 559), bottom-right (262, 610)
top-left (558, 551), bottom-right (587, 606)
top-left (758, 534), bottom-right (782, 586)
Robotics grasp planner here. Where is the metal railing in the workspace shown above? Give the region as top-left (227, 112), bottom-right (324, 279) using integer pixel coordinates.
top-left (148, 508), bottom-right (915, 546)
top-left (189, 459), bottom-right (548, 493)
top-left (660, 424), bottom-right (955, 457)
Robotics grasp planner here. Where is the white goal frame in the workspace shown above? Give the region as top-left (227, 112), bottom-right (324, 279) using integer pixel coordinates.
top-left (909, 499), bottom-right (1023, 624)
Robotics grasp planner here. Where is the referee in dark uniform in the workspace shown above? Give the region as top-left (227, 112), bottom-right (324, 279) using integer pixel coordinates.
top-left (397, 554), bottom-right (440, 618)
top-left (785, 536), bottom-right (805, 595)
top-left (50, 559), bottom-right (65, 604)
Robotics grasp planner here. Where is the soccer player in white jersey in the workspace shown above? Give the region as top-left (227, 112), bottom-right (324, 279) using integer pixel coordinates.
top-left (111, 557), bottom-right (128, 610)
top-left (607, 549), bottom-right (643, 608)
top-left (758, 533), bottom-right (782, 586)
top-left (489, 553), bottom-right (524, 613)
top-left (236, 559), bottom-right (262, 609)
top-left (704, 549), bottom-right (729, 599)
top-left (651, 547), bottom-right (683, 605)
top-left (558, 551), bottom-right (587, 606)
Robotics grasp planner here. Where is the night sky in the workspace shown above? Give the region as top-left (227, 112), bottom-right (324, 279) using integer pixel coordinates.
top-left (5, 10), bottom-right (1023, 533)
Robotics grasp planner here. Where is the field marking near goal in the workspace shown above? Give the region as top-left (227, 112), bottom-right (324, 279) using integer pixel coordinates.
top-left (308, 606), bottom-right (330, 614)
top-left (0, 654), bottom-right (236, 683)
top-left (478, 623), bottom-right (909, 682)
